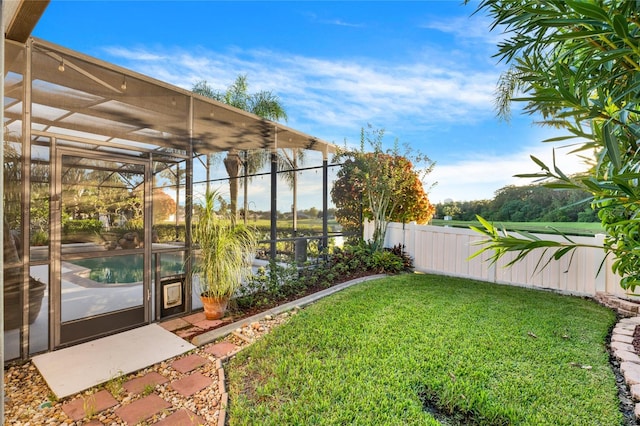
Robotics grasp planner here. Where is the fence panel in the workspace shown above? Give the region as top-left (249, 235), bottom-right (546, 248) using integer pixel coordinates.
top-left (365, 221), bottom-right (626, 298)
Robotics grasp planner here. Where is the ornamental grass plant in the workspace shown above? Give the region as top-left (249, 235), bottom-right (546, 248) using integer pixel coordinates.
top-left (192, 190), bottom-right (258, 299)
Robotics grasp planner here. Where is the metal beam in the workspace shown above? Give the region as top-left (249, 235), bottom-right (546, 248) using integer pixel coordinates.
top-left (1, 2), bottom-right (6, 421)
top-left (322, 154), bottom-right (329, 255)
top-left (270, 151), bottom-right (278, 260)
top-left (4, 1), bottom-right (49, 43)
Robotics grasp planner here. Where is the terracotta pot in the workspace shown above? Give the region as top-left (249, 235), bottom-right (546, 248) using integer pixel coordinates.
top-left (200, 295), bottom-right (229, 320)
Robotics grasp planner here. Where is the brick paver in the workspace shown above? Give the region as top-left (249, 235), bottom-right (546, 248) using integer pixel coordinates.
top-left (193, 318), bottom-right (224, 330)
top-left (171, 372), bottom-right (213, 397)
top-left (613, 333), bottom-right (635, 344)
top-left (115, 394), bottom-right (171, 425)
top-left (62, 389), bottom-right (118, 421)
top-left (205, 342), bottom-right (238, 358)
top-left (614, 326), bottom-right (636, 336)
top-left (155, 408), bottom-right (206, 425)
top-left (171, 354), bottom-right (209, 373)
top-left (612, 341), bottom-right (636, 353)
top-left (617, 350), bottom-right (640, 364)
top-left (123, 371), bottom-right (168, 394)
top-left (175, 326), bottom-right (204, 339)
top-left (622, 361), bottom-right (640, 386)
top-left (182, 312), bottom-right (207, 324)
top-left (159, 318), bottom-right (190, 332)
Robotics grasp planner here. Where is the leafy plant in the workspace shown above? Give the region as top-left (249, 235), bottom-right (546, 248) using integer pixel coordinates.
top-left (193, 190), bottom-right (258, 299)
top-left (371, 250), bottom-right (404, 273)
top-left (62, 219), bottom-right (103, 235)
top-left (142, 384), bottom-right (155, 396)
top-left (388, 244), bottom-right (414, 272)
top-left (233, 241), bottom-right (410, 314)
top-left (467, 0), bottom-right (640, 291)
top-left (235, 260), bottom-right (302, 310)
top-left (30, 230), bottom-right (49, 246)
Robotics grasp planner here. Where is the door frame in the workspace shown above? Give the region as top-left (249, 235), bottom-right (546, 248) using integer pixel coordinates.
top-left (50, 146), bottom-right (152, 348)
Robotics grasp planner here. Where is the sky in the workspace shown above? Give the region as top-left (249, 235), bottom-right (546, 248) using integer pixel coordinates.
top-left (31, 0), bottom-right (590, 205)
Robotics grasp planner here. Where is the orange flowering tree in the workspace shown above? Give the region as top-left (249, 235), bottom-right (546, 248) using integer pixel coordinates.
top-left (331, 126), bottom-right (435, 250)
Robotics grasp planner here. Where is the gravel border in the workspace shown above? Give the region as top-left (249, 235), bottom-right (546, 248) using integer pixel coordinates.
top-left (3, 275), bottom-right (386, 425)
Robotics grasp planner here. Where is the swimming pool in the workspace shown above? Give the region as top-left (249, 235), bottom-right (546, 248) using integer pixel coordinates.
top-left (70, 253), bottom-right (185, 285)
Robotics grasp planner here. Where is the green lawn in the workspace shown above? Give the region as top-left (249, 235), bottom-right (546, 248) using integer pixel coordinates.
top-left (431, 219), bottom-right (604, 236)
top-left (227, 274), bottom-right (621, 425)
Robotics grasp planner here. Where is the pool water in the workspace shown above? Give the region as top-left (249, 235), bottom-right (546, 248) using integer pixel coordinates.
top-left (72, 254), bottom-right (184, 284)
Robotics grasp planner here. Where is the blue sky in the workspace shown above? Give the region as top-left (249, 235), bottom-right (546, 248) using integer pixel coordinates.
top-left (32, 0), bottom-right (588, 205)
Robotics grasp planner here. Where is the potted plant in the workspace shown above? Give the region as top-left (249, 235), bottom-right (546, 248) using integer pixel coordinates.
top-left (193, 190), bottom-right (258, 319)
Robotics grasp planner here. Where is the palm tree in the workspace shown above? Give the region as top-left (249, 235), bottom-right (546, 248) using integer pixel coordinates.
top-left (278, 148), bottom-right (306, 233)
top-left (193, 76), bottom-right (304, 225)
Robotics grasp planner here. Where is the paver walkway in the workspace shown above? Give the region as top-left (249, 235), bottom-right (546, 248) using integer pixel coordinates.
top-left (5, 276), bottom-right (387, 425)
top-left (60, 340), bottom-right (237, 425)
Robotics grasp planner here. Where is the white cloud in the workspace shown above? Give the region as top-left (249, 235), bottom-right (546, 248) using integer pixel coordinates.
top-left (421, 12), bottom-right (506, 46)
top-left (102, 44), bottom-right (501, 138)
top-left (102, 41), bottom-right (581, 207)
top-left (321, 19), bottom-right (364, 28)
top-left (103, 46), bottom-right (167, 61)
top-left (428, 142), bottom-right (593, 203)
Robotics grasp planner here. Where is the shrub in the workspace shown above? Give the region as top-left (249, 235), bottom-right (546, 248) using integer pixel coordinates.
top-left (62, 219), bottom-right (102, 235)
top-left (232, 241), bottom-right (412, 315)
top-left (371, 250), bottom-right (404, 274)
top-left (153, 224), bottom-right (187, 242)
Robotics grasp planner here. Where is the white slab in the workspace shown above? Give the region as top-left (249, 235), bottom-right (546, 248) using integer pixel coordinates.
top-left (32, 324), bottom-right (195, 398)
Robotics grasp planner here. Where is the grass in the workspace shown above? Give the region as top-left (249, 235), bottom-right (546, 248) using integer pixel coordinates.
top-left (103, 370), bottom-right (125, 396)
top-left (227, 274), bottom-right (622, 425)
top-left (431, 219), bottom-right (604, 236)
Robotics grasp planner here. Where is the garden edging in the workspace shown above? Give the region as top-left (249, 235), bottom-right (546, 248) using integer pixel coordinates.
top-left (192, 274), bottom-right (388, 347)
top-left (597, 292), bottom-right (640, 420)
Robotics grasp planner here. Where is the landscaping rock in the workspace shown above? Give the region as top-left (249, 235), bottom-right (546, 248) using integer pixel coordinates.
top-left (631, 384), bottom-right (640, 401)
top-left (621, 362), bottom-right (640, 386)
top-left (612, 341), bottom-right (636, 353)
top-left (616, 350), bottom-right (640, 364)
top-left (613, 333), bottom-right (635, 344)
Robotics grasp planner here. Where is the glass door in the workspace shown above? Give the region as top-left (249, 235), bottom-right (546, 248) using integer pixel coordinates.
top-left (53, 149), bottom-right (150, 347)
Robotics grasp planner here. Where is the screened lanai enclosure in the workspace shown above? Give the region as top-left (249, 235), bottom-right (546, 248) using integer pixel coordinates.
top-left (3, 37), bottom-right (337, 361)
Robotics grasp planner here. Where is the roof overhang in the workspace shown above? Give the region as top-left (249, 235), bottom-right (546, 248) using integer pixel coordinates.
top-left (4, 36), bottom-right (336, 158)
top-left (3, 0), bottom-right (49, 43)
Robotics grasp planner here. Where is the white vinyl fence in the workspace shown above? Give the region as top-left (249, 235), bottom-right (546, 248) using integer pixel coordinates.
top-left (364, 221), bottom-right (628, 299)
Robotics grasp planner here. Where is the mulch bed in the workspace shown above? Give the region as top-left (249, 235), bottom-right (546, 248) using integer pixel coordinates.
top-left (189, 270), bottom-right (378, 338)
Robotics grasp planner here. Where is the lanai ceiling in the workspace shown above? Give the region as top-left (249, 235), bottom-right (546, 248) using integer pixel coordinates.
top-left (4, 37), bottom-right (335, 157)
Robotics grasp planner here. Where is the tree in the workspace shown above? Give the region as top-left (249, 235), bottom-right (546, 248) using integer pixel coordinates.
top-left (442, 202), bottom-right (462, 218)
top-left (153, 188), bottom-right (177, 223)
top-left (468, 1), bottom-right (640, 291)
top-left (192, 76), bottom-right (288, 220)
top-left (277, 148), bottom-right (305, 233)
top-left (332, 126), bottom-right (436, 250)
